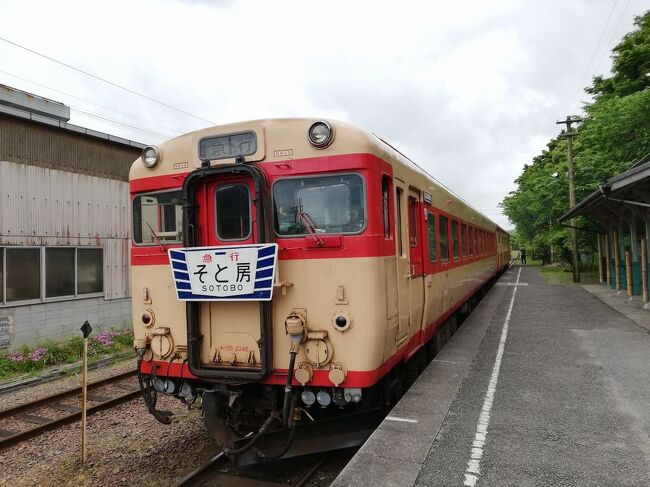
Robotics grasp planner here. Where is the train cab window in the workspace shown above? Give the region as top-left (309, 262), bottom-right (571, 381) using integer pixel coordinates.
top-left (439, 215), bottom-right (449, 262)
top-left (132, 190), bottom-right (183, 245)
top-left (461, 223), bottom-right (467, 257)
top-left (382, 176), bottom-right (391, 238)
top-left (408, 197), bottom-right (418, 247)
top-left (451, 220), bottom-right (459, 260)
top-left (427, 212), bottom-right (437, 263)
top-left (216, 184), bottom-right (251, 240)
top-left (273, 174), bottom-right (366, 236)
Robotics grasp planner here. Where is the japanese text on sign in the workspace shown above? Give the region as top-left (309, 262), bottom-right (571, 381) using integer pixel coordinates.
top-left (185, 247), bottom-right (259, 297)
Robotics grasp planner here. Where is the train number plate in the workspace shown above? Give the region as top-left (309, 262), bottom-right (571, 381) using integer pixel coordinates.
top-left (168, 244), bottom-right (278, 301)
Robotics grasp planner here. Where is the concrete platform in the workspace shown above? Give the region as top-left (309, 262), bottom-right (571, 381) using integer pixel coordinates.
top-left (333, 266), bottom-right (650, 486)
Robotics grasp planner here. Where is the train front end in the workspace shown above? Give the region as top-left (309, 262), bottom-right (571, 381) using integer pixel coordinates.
top-left (129, 119), bottom-right (393, 462)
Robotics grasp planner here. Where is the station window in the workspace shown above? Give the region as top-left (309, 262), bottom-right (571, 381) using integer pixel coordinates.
top-left (461, 223), bottom-right (467, 257)
top-left (408, 197), bottom-right (418, 247)
top-left (451, 220), bottom-right (459, 260)
top-left (77, 248), bottom-right (104, 295)
top-left (382, 176), bottom-right (391, 238)
top-left (1, 247), bottom-right (103, 305)
top-left (132, 190), bottom-right (183, 245)
top-left (6, 248), bottom-right (40, 302)
top-left (46, 248), bottom-right (75, 298)
top-left (440, 216), bottom-right (449, 262)
top-left (216, 184), bottom-right (251, 240)
top-left (427, 212), bottom-right (437, 263)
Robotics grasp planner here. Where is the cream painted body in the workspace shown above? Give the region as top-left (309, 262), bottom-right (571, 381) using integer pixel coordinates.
top-left (130, 118), bottom-right (504, 382)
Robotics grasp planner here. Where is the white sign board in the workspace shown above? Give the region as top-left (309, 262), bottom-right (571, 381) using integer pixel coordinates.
top-left (169, 244), bottom-right (277, 301)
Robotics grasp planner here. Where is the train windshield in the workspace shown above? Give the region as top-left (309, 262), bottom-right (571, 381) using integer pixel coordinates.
top-left (132, 190), bottom-right (183, 245)
top-left (273, 174), bottom-right (366, 236)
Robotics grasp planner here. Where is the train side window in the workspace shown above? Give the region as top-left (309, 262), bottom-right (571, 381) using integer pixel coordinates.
top-left (396, 187), bottom-right (403, 256)
top-left (451, 220), bottom-right (459, 260)
top-left (468, 227), bottom-right (473, 256)
top-left (408, 197), bottom-right (418, 247)
top-left (427, 212), bottom-right (437, 263)
top-left (461, 223), bottom-right (467, 257)
top-left (439, 215), bottom-right (449, 262)
top-left (216, 184), bottom-right (251, 240)
top-left (474, 228), bottom-right (479, 255)
top-left (382, 176), bottom-right (391, 238)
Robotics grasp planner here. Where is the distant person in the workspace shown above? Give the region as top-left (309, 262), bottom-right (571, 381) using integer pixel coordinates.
top-left (520, 246), bottom-right (527, 265)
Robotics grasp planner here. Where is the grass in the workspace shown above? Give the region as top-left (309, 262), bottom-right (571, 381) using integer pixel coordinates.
top-left (525, 262), bottom-right (600, 286)
top-left (0, 328), bottom-right (133, 380)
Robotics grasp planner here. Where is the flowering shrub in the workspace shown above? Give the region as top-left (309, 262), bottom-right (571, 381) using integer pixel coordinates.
top-left (0, 327), bottom-right (134, 378)
top-left (9, 351), bottom-right (24, 362)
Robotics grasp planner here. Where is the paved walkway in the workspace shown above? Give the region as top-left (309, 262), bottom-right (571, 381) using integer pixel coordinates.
top-left (334, 266), bottom-right (650, 486)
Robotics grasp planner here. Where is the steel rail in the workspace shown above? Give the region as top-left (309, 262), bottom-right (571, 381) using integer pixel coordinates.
top-left (172, 451), bottom-right (328, 487)
top-left (0, 370), bottom-right (139, 450)
top-left (0, 369), bottom-right (136, 420)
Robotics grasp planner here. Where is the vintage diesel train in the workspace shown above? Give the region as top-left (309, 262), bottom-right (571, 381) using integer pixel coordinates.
top-left (130, 119), bottom-right (510, 462)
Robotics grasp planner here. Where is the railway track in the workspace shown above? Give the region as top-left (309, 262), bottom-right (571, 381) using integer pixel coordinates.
top-left (173, 451), bottom-right (329, 487)
top-left (0, 369), bottom-right (139, 450)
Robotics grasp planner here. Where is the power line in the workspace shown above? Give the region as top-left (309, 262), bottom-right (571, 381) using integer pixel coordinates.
top-left (565, 0), bottom-right (619, 114)
top-left (71, 106), bottom-right (174, 140)
top-left (0, 69), bottom-right (184, 136)
top-left (595, 0), bottom-right (632, 75)
top-left (0, 35), bottom-right (215, 126)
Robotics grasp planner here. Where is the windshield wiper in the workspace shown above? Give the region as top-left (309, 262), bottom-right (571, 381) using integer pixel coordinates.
top-left (297, 211), bottom-right (324, 247)
top-left (145, 222), bottom-right (167, 252)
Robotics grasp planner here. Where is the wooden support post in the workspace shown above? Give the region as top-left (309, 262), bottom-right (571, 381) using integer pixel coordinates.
top-left (79, 320), bottom-right (92, 467)
top-left (625, 249), bottom-right (633, 299)
top-left (81, 337), bottom-right (88, 465)
top-left (614, 230), bottom-right (621, 291)
top-left (642, 237), bottom-right (649, 306)
top-left (597, 234), bottom-right (603, 283)
top-left (605, 232), bottom-right (611, 287)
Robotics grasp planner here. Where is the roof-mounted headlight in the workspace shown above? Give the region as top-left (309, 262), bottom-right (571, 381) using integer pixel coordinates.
top-left (141, 146), bottom-right (160, 168)
top-left (308, 121), bottom-right (334, 149)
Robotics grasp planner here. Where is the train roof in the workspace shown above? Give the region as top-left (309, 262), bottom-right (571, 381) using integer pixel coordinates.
top-left (130, 118), bottom-right (501, 231)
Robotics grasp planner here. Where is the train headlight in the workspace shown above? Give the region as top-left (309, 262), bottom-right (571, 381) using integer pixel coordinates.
top-left (308, 121), bottom-right (334, 149)
top-left (301, 390), bottom-right (316, 407)
top-left (316, 390), bottom-right (332, 408)
top-left (142, 145), bottom-right (160, 168)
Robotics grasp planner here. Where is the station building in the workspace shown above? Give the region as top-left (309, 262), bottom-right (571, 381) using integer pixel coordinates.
top-left (560, 154), bottom-right (650, 307)
top-left (0, 85), bottom-right (144, 347)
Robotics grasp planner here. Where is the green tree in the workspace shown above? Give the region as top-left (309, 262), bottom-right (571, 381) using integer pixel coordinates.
top-left (502, 10), bottom-right (650, 267)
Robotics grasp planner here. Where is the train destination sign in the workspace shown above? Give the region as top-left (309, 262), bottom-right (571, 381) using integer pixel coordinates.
top-left (169, 244), bottom-right (278, 301)
top-left (199, 131), bottom-right (257, 160)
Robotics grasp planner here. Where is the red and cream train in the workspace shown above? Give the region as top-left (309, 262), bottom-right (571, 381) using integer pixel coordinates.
top-left (129, 119), bottom-right (509, 461)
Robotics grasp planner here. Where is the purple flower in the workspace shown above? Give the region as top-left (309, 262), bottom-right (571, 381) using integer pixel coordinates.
top-left (30, 348), bottom-right (48, 361)
top-left (9, 351), bottom-right (24, 362)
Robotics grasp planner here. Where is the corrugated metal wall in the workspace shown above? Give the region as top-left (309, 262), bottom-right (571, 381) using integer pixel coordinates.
top-left (0, 160), bottom-right (131, 299)
top-left (0, 114), bottom-right (140, 181)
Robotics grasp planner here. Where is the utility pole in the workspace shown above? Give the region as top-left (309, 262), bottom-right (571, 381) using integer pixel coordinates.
top-left (557, 115), bottom-right (583, 283)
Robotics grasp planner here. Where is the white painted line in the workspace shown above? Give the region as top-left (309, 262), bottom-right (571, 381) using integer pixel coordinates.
top-left (495, 282), bottom-right (528, 286)
top-left (385, 416), bottom-right (418, 423)
top-left (463, 266), bottom-right (521, 487)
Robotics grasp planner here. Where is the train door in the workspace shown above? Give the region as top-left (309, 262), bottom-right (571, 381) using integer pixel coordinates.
top-left (407, 191), bottom-right (425, 335)
top-left (190, 171), bottom-right (269, 377)
top-left (394, 183), bottom-right (411, 346)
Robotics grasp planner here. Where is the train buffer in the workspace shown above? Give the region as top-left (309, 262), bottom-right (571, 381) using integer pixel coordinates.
top-left (333, 266), bottom-right (650, 486)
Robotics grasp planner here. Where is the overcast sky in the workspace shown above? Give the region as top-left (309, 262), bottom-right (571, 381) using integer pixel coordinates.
top-left (1, 0), bottom-right (647, 229)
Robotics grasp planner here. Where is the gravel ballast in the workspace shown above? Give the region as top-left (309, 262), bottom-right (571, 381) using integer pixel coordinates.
top-left (0, 360), bottom-right (218, 487)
